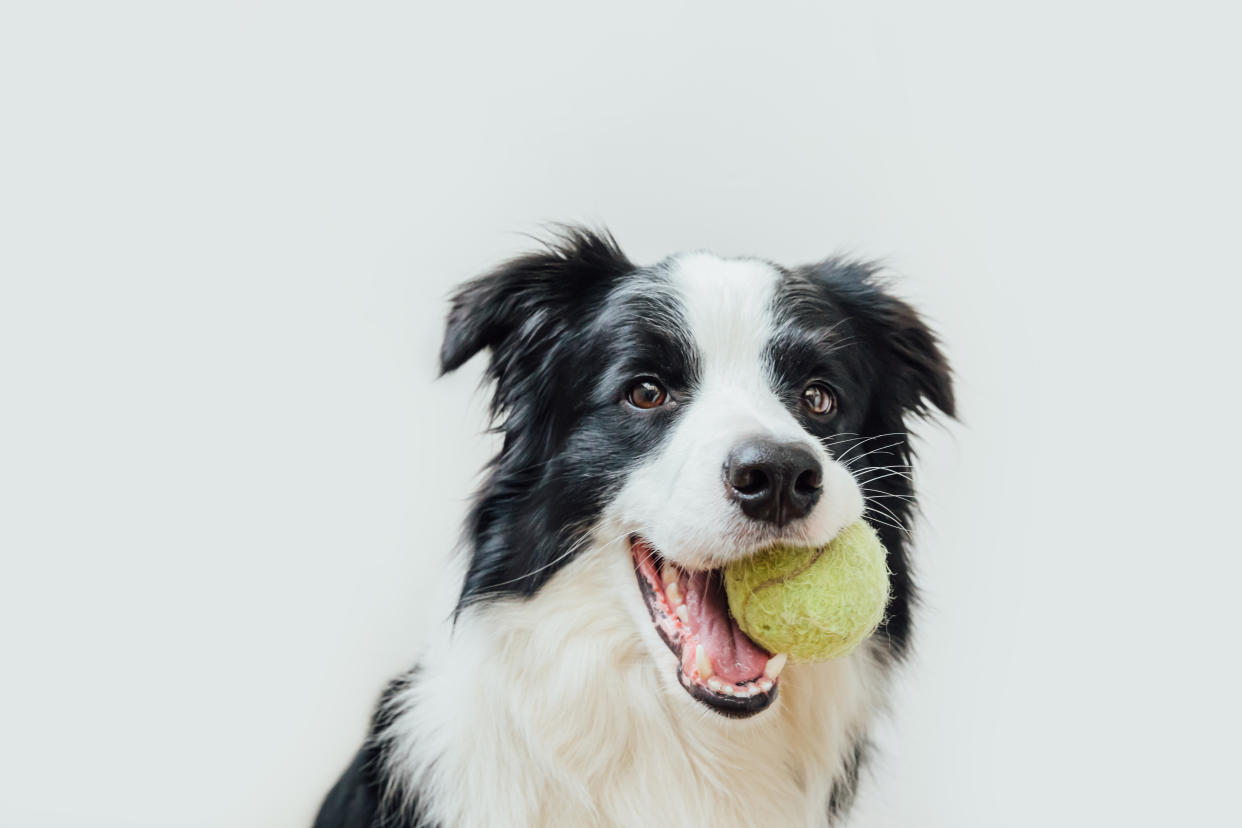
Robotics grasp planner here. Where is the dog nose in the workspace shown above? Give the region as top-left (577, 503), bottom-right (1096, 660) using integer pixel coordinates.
top-left (724, 439), bottom-right (823, 525)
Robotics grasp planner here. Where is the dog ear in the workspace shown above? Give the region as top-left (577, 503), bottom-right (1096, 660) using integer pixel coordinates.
top-left (803, 258), bottom-right (955, 420)
top-left (439, 227), bottom-right (633, 380)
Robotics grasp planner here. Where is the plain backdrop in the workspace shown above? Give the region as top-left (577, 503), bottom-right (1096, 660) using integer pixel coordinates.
top-left (2, 2), bottom-right (1240, 826)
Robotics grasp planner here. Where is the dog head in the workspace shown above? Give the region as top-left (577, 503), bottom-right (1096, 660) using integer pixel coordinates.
top-left (440, 227), bottom-right (953, 717)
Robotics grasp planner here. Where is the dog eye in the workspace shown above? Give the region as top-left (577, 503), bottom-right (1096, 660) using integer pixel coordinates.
top-left (626, 377), bottom-right (668, 409)
top-left (802, 383), bottom-right (836, 416)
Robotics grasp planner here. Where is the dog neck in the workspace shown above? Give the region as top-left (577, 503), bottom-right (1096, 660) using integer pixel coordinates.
top-left (380, 542), bottom-right (880, 827)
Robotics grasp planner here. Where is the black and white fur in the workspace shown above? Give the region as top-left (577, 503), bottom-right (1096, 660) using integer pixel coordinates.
top-left (315, 228), bottom-right (954, 827)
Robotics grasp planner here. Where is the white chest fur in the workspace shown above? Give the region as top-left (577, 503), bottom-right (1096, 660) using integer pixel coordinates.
top-left (382, 545), bottom-right (882, 828)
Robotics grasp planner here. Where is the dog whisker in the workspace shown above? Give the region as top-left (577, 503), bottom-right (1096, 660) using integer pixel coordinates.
top-left (832, 433), bottom-right (906, 464)
top-left (862, 492), bottom-right (916, 504)
top-left (863, 509), bottom-right (911, 537)
top-left (489, 528), bottom-right (632, 591)
top-left (839, 440), bottom-right (906, 467)
top-left (864, 499), bottom-right (907, 528)
top-left (855, 469), bottom-right (915, 485)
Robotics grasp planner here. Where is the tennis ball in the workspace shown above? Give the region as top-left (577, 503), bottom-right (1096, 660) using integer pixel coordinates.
top-left (724, 520), bottom-right (890, 662)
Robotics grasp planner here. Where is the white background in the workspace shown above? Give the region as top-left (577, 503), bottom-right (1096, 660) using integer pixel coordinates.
top-left (3, 2), bottom-right (1239, 826)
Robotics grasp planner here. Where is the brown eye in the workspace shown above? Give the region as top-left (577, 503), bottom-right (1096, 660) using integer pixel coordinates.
top-left (626, 377), bottom-right (668, 409)
top-left (802, 383), bottom-right (836, 416)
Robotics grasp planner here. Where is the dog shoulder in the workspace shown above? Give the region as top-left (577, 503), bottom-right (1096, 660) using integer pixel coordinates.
top-left (313, 743), bottom-right (385, 828)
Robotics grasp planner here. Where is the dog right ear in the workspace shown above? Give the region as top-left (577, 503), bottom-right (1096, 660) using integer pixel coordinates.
top-left (439, 226), bottom-right (633, 389)
top-left (438, 262), bottom-right (530, 375)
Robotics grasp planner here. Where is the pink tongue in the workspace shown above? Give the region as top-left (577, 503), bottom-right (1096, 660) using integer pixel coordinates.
top-left (683, 570), bottom-right (771, 683)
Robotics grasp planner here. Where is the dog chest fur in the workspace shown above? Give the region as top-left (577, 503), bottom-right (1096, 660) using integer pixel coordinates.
top-left (380, 545), bottom-right (880, 827)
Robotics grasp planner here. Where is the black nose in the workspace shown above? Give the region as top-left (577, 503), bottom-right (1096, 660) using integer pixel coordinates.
top-left (724, 439), bottom-right (823, 525)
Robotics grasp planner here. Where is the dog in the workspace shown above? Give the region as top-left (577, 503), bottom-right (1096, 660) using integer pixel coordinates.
top-left (314, 227), bottom-right (954, 827)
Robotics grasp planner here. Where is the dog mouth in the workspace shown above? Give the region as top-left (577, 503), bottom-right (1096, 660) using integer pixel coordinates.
top-left (630, 535), bottom-right (784, 717)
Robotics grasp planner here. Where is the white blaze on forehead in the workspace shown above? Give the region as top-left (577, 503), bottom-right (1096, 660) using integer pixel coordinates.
top-left (665, 252), bottom-right (780, 389)
top-left (664, 252), bottom-right (807, 442)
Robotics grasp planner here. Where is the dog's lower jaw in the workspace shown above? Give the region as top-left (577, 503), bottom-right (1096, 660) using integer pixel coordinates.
top-left (378, 542), bottom-right (885, 827)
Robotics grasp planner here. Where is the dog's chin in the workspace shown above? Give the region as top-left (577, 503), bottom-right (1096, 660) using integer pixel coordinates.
top-left (630, 535), bottom-right (786, 719)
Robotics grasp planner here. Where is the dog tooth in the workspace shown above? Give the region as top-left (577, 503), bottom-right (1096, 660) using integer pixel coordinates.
top-left (661, 563), bottom-right (678, 585)
top-left (675, 605), bottom-right (690, 624)
top-left (720, 683), bottom-right (735, 695)
top-left (695, 644), bottom-right (713, 679)
top-left (758, 679), bottom-right (773, 693)
top-left (707, 677), bottom-right (723, 692)
top-left (747, 684), bottom-right (762, 697)
top-left (665, 582), bottom-right (682, 606)
top-left (763, 653), bottom-right (788, 680)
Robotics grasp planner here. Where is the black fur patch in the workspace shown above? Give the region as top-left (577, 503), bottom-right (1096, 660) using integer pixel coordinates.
top-left (441, 229), bottom-right (697, 611)
top-left (313, 673), bottom-right (433, 828)
top-left (827, 738), bottom-right (869, 822)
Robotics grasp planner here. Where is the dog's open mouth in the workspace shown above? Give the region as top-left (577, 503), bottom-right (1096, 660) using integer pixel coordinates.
top-left (630, 535), bottom-right (784, 717)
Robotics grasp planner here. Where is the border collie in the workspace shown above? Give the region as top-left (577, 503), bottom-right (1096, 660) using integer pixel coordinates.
top-left (314, 228), bottom-right (954, 827)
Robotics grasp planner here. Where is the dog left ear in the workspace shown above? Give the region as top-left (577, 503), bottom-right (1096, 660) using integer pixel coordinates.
top-left (802, 258), bottom-right (955, 420)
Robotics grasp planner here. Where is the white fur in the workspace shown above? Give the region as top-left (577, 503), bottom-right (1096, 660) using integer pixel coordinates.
top-left (382, 253), bottom-right (880, 826)
top-left (385, 538), bottom-right (882, 827)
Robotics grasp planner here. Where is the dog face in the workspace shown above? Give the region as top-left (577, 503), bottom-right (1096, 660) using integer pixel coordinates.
top-left (440, 228), bottom-right (953, 717)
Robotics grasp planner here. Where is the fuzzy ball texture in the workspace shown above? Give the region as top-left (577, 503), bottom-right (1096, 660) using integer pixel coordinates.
top-left (724, 520), bottom-right (891, 662)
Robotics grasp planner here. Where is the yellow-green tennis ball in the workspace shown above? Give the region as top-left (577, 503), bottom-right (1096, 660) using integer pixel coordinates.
top-left (724, 520), bottom-right (890, 662)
